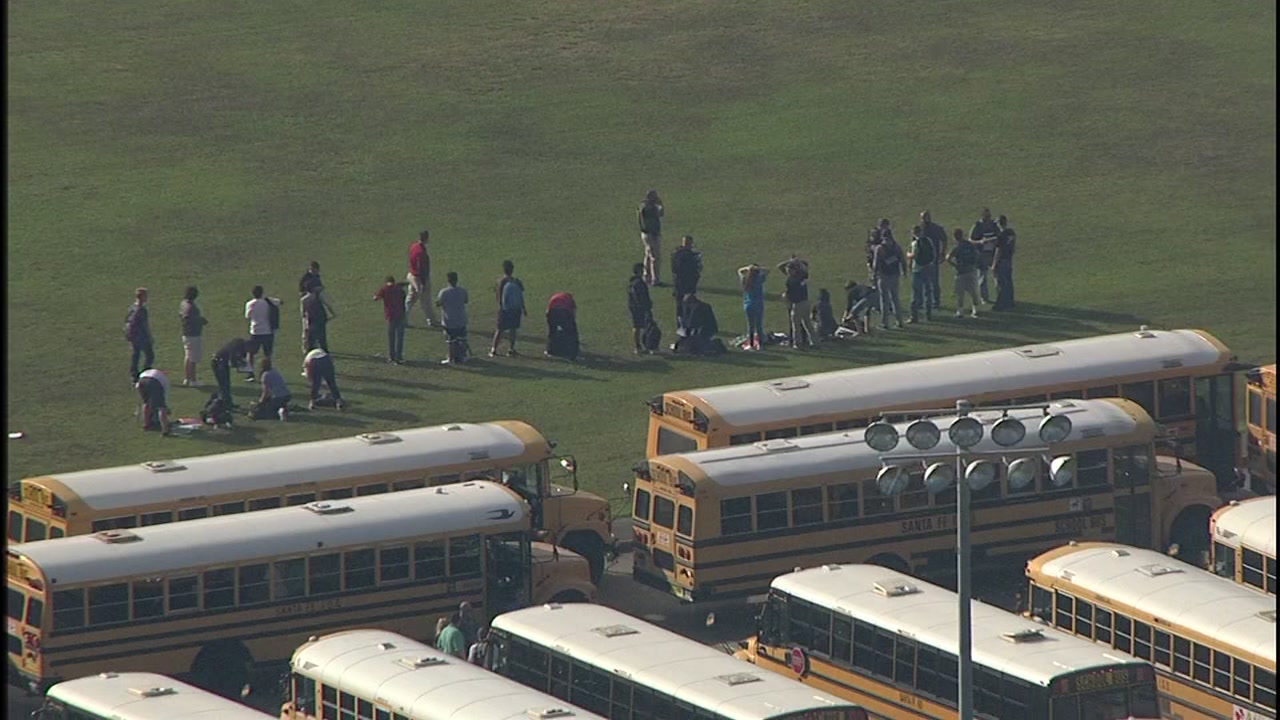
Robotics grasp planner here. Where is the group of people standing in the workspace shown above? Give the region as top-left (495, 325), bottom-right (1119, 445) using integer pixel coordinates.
top-left (628, 191), bottom-right (1019, 353)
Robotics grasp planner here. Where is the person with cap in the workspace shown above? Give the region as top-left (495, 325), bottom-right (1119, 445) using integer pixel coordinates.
top-left (637, 189), bottom-right (664, 287)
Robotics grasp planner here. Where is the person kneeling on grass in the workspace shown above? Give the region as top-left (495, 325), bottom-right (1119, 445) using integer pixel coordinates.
top-left (254, 358), bottom-right (292, 421)
top-left (136, 368), bottom-right (172, 435)
top-left (304, 347), bottom-right (345, 410)
top-left (675, 293), bottom-right (723, 355)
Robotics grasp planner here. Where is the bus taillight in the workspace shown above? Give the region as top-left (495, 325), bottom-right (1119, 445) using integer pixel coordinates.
top-left (647, 396), bottom-right (664, 416)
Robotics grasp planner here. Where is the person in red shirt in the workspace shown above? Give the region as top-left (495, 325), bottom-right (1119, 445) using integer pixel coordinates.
top-left (545, 292), bottom-right (579, 361)
top-left (404, 230), bottom-right (436, 327)
top-left (373, 275), bottom-right (408, 364)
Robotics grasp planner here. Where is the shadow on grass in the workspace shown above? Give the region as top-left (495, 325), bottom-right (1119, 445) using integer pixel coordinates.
top-left (340, 372), bottom-right (462, 392)
top-left (457, 357), bottom-right (606, 382)
top-left (178, 424), bottom-right (269, 447)
top-left (289, 412), bottom-right (368, 428)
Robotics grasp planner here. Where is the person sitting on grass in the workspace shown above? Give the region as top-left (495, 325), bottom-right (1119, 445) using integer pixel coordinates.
top-left (810, 288), bottom-right (838, 341)
top-left (255, 358), bottom-right (292, 421)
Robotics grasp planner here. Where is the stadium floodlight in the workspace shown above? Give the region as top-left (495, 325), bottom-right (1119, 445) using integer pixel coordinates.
top-left (924, 462), bottom-right (957, 494)
top-left (991, 414), bottom-right (1027, 448)
top-left (948, 416), bottom-right (984, 449)
top-left (1007, 457), bottom-right (1039, 490)
top-left (905, 419), bottom-right (941, 451)
top-left (876, 465), bottom-right (910, 496)
top-left (964, 460), bottom-right (999, 492)
top-left (864, 421), bottom-right (900, 453)
top-left (1038, 413), bottom-right (1073, 444)
top-left (1049, 456), bottom-right (1076, 487)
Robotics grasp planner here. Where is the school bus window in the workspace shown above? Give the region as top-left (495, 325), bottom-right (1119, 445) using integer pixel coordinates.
top-left (676, 505), bottom-right (693, 536)
top-left (1113, 445), bottom-right (1151, 488)
top-left (1030, 585), bottom-right (1052, 618)
top-left (408, 539), bottom-right (445, 581)
top-left (1192, 643), bottom-right (1211, 683)
top-left (755, 491), bottom-right (788, 531)
top-left (657, 427), bottom-right (699, 456)
top-left (8, 511), bottom-right (23, 542)
top-left (24, 518), bottom-right (47, 542)
top-left (836, 418), bottom-right (868, 431)
top-left (248, 497), bottom-right (281, 511)
top-left (357, 483), bottom-right (389, 496)
top-left (1235, 661), bottom-right (1254, 700)
top-left (1173, 635), bottom-right (1192, 675)
top-left (448, 535), bottom-right (481, 576)
top-left (791, 487), bottom-right (824, 525)
top-left (131, 579), bottom-right (163, 619)
top-left (934, 483), bottom-right (957, 505)
top-left (308, 553), bottom-right (341, 595)
top-left (1094, 607), bottom-right (1112, 644)
top-left (832, 614), bottom-right (852, 662)
top-left (1113, 613), bottom-right (1132, 653)
top-left (168, 575), bottom-right (199, 611)
top-left (720, 497), bottom-right (752, 535)
top-left (1050, 389), bottom-right (1085, 400)
top-left (272, 559), bottom-right (305, 599)
top-left (1085, 385), bottom-right (1119, 399)
top-left (1257, 669), bottom-right (1277, 708)
top-left (202, 568), bottom-right (235, 608)
top-left (894, 637), bottom-right (917, 685)
top-left (633, 488), bottom-right (651, 522)
top-left (213, 501), bottom-right (244, 516)
top-left (6, 589), bottom-right (23, 621)
top-left (861, 478), bottom-right (893, 516)
top-left (1249, 390), bottom-right (1263, 426)
top-left (1013, 394), bottom-right (1047, 405)
top-left (52, 589), bottom-right (84, 629)
top-left (1076, 449), bottom-right (1109, 487)
top-left (321, 487), bottom-right (353, 500)
top-left (1121, 381), bottom-right (1155, 413)
top-left (49, 526), bottom-right (64, 539)
top-left (1268, 397), bottom-right (1277, 433)
top-left (1242, 548), bottom-right (1265, 588)
top-left (1054, 591), bottom-right (1074, 631)
top-left (91, 516), bottom-right (135, 532)
top-left (1074, 598), bottom-right (1094, 637)
top-left (652, 496), bottom-right (675, 529)
top-left (88, 583), bottom-right (129, 626)
top-left (799, 422), bottom-right (833, 436)
top-left (286, 493), bottom-right (316, 507)
top-left (1157, 377), bottom-right (1192, 419)
top-left (1213, 651), bottom-right (1232, 691)
top-left (391, 478), bottom-right (426, 492)
top-left (764, 427), bottom-right (799, 440)
top-left (140, 510), bottom-right (174, 526)
top-left (827, 483), bottom-right (860, 520)
top-left (1154, 629), bottom-right (1173, 667)
top-left (236, 563), bottom-right (270, 605)
top-left (729, 432), bottom-right (760, 445)
top-left (178, 507), bottom-right (209, 521)
top-left (345, 548), bottom-right (376, 589)
top-left (379, 545), bottom-right (410, 583)
top-left (339, 691), bottom-right (356, 716)
top-left (1132, 620), bottom-right (1152, 660)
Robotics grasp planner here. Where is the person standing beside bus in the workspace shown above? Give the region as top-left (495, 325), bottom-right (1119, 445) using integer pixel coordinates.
top-left (948, 228), bottom-right (981, 318)
top-left (467, 627), bottom-right (492, 667)
top-left (991, 214), bottom-right (1017, 311)
top-left (404, 230), bottom-right (436, 327)
top-left (436, 613), bottom-right (466, 659)
top-left (637, 189), bottom-right (664, 287)
top-left (969, 207), bottom-right (1000, 305)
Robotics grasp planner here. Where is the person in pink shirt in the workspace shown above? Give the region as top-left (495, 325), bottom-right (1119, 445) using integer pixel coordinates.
top-left (545, 292), bottom-right (579, 361)
top-left (404, 230), bottom-right (436, 326)
top-left (373, 275), bottom-right (408, 364)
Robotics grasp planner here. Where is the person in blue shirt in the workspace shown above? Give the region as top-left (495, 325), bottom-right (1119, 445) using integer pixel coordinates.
top-left (737, 263), bottom-right (769, 351)
top-left (255, 358), bottom-right (292, 421)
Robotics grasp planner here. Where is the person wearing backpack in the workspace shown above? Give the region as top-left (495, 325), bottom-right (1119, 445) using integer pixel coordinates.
top-left (489, 260), bottom-right (527, 358)
top-left (872, 224), bottom-right (905, 329)
top-left (124, 287), bottom-right (154, 383)
top-left (908, 225), bottom-right (935, 324)
top-left (245, 285), bottom-right (276, 375)
top-left (627, 263), bottom-right (654, 355)
top-left (947, 227), bottom-right (981, 318)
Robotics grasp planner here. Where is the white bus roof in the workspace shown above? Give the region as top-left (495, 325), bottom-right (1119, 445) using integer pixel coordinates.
top-left (46, 671), bottom-right (272, 719)
top-left (679, 329), bottom-right (1224, 427)
top-left (491, 604), bottom-right (861, 720)
top-left (10, 481), bottom-right (525, 586)
top-left (1035, 543), bottom-right (1276, 663)
top-left (290, 629), bottom-right (605, 720)
top-left (771, 564), bottom-right (1149, 687)
top-left (660, 399), bottom-right (1142, 489)
top-left (1213, 495), bottom-right (1277, 557)
top-left (27, 422), bottom-right (536, 512)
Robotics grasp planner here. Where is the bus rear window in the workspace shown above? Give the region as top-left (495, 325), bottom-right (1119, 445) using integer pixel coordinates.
top-left (633, 489), bottom-right (651, 521)
top-left (8, 511), bottom-right (22, 542)
top-left (7, 589), bottom-right (23, 621)
top-left (24, 518), bottom-right (47, 542)
top-left (652, 496), bottom-right (675, 529)
top-left (657, 428), bottom-right (699, 456)
top-left (677, 505), bottom-right (693, 536)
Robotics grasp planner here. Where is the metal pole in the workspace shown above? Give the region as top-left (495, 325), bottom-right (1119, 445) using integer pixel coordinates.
top-left (956, 449), bottom-right (974, 720)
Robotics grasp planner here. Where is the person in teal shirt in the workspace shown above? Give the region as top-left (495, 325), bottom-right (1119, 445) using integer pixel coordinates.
top-left (435, 613), bottom-right (466, 658)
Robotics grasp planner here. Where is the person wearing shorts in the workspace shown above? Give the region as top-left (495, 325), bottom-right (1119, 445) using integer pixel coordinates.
top-left (489, 260), bottom-right (527, 358)
top-left (245, 285), bottom-right (275, 376)
top-left (179, 286), bottom-right (207, 386)
top-left (637, 189), bottom-right (664, 286)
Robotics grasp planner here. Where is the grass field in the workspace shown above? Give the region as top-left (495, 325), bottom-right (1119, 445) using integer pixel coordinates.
top-left (7, 2), bottom-right (1275, 511)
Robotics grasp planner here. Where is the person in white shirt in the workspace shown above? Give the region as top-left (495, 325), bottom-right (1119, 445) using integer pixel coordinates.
top-left (244, 285), bottom-right (276, 376)
top-left (303, 347), bottom-right (345, 410)
top-left (136, 368), bottom-right (171, 435)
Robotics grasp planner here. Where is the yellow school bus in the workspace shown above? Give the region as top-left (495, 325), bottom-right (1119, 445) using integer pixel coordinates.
top-left (736, 563), bottom-right (1162, 719)
top-left (6, 421), bottom-right (615, 581)
top-left (646, 328), bottom-right (1246, 489)
top-left (630, 398), bottom-right (1221, 603)
top-left (34, 671), bottom-right (274, 720)
top-left (1026, 542), bottom-right (1276, 719)
top-left (1245, 364), bottom-right (1276, 494)
top-left (1210, 495), bottom-right (1276, 596)
top-left (6, 481), bottom-right (596, 696)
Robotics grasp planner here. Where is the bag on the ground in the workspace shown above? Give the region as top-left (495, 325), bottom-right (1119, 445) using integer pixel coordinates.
top-left (708, 337), bottom-right (728, 355)
top-left (267, 298), bottom-right (281, 331)
top-left (547, 325), bottom-right (580, 360)
top-left (200, 393), bottom-right (234, 427)
top-left (313, 394), bottom-right (338, 408)
top-left (642, 319), bottom-right (662, 352)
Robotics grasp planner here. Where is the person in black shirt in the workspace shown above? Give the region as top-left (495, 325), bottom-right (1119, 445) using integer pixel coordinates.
top-left (777, 256), bottom-right (815, 349)
top-left (991, 215), bottom-right (1017, 311)
top-left (920, 211), bottom-right (948, 310)
top-left (969, 208), bottom-right (999, 304)
top-left (670, 235), bottom-right (702, 324)
top-left (211, 338), bottom-right (250, 408)
top-left (637, 190), bottom-right (664, 287)
top-left (627, 263), bottom-right (653, 354)
top-left (677, 293), bottom-right (719, 355)
top-left (302, 285), bottom-right (334, 352)
top-left (842, 280), bottom-right (878, 335)
top-left (298, 261), bottom-right (322, 296)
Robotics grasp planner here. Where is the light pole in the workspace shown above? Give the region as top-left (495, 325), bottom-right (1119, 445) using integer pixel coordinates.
top-left (864, 400), bottom-right (1075, 720)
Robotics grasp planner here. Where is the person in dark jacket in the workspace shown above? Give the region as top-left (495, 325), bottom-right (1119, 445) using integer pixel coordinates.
top-left (991, 215), bottom-right (1017, 311)
top-left (301, 285), bottom-right (335, 353)
top-left (637, 190), bottom-right (664, 287)
top-left (811, 288), bottom-right (838, 341)
top-left (298, 260), bottom-right (323, 296)
top-left (178, 286), bottom-right (208, 387)
top-left (920, 211), bottom-right (948, 310)
top-left (842, 280), bottom-right (879, 335)
top-left (670, 235), bottom-right (702, 324)
top-left (125, 287), bottom-right (154, 383)
top-left (627, 263), bottom-right (653, 354)
top-left (304, 347), bottom-right (345, 410)
top-left (211, 337), bottom-right (250, 408)
top-left (677, 293), bottom-right (720, 355)
top-left (969, 208), bottom-right (1000, 304)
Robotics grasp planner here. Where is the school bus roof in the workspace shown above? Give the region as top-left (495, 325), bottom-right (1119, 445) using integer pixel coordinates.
top-left (771, 564), bottom-right (1152, 687)
top-left (1029, 542), bottom-right (1276, 666)
top-left (46, 671), bottom-right (274, 719)
top-left (9, 482), bottom-right (526, 587)
top-left (491, 604), bottom-right (862, 720)
top-left (1212, 495), bottom-right (1276, 557)
top-left (655, 398), bottom-right (1147, 489)
top-left (23, 421), bottom-right (543, 512)
top-left (291, 629), bottom-right (607, 720)
top-left (670, 328), bottom-right (1228, 428)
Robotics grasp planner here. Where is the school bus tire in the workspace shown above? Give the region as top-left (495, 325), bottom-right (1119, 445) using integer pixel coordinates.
top-left (867, 553), bottom-right (910, 573)
top-left (562, 531), bottom-right (605, 583)
top-left (550, 589), bottom-right (590, 603)
top-left (1169, 505), bottom-right (1213, 567)
top-left (191, 639), bottom-right (252, 698)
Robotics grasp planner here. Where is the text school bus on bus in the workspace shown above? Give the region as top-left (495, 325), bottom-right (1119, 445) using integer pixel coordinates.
top-left (1026, 542), bottom-right (1276, 719)
top-left (282, 628), bottom-right (607, 720)
top-left (646, 328), bottom-right (1248, 492)
top-left (735, 563), bottom-right (1161, 720)
top-left (630, 398), bottom-right (1221, 604)
top-left (6, 421), bottom-right (616, 581)
top-left (6, 480), bottom-right (595, 696)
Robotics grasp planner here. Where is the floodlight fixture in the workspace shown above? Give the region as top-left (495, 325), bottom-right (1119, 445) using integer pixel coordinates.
top-left (905, 419), bottom-right (941, 451)
top-left (876, 465), bottom-right (910, 496)
top-left (1049, 455), bottom-right (1076, 487)
top-left (991, 414), bottom-right (1027, 447)
top-left (924, 462), bottom-right (957, 494)
top-left (1038, 413), bottom-right (1073, 444)
top-left (964, 459), bottom-right (999, 491)
top-left (1007, 457), bottom-right (1038, 490)
top-left (865, 421), bottom-right (900, 453)
top-left (948, 416), bottom-right (984, 449)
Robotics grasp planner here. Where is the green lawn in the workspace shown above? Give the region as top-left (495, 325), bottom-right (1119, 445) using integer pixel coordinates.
top-left (7, 2), bottom-right (1275, 512)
